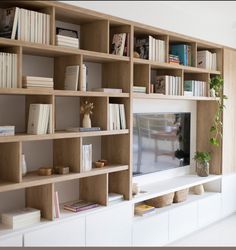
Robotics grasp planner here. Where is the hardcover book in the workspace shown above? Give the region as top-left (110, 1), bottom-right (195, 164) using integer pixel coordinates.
top-left (111, 33), bottom-right (126, 56)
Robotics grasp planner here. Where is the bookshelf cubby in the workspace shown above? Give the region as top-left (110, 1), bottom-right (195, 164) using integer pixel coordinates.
top-left (0, 0), bottom-right (225, 240)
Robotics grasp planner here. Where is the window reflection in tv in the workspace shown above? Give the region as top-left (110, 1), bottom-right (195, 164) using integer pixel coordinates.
top-left (133, 113), bottom-right (191, 176)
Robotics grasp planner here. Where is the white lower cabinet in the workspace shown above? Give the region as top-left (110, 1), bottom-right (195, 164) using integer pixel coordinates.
top-left (0, 234), bottom-right (23, 247)
top-left (198, 193), bottom-right (221, 228)
top-left (86, 204), bottom-right (133, 246)
top-left (133, 212), bottom-right (169, 246)
top-left (24, 217), bottom-right (85, 247)
top-left (169, 202), bottom-right (198, 242)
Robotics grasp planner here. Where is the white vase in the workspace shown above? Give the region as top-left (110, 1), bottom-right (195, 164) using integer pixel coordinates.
top-left (82, 113), bottom-right (91, 128)
top-left (210, 88), bottom-right (216, 97)
top-left (22, 154), bottom-right (27, 177)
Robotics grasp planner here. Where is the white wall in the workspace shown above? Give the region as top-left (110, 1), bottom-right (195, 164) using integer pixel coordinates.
top-left (62, 1), bottom-right (236, 49)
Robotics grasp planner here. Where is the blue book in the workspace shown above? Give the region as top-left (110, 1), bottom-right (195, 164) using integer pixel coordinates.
top-left (170, 44), bottom-right (188, 66)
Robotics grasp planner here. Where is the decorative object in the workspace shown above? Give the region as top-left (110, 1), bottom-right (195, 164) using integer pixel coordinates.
top-left (21, 154), bottom-right (27, 177)
top-left (194, 151), bottom-right (211, 177)
top-left (80, 101), bottom-right (94, 128)
top-left (132, 183), bottom-right (141, 196)
top-left (38, 167), bottom-right (53, 176)
top-left (95, 161), bottom-right (105, 168)
top-left (54, 166), bottom-right (70, 175)
top-left (173, 188), bottom-right (189, 203)
top-left (209, 76), bottom-right (227, 146)
top-left (191, 184), bottom-right (204, 195)
top-left (210, 88), bottom-right (216, 98)
top-left (133, 51), bottom-right (140, 58)
top-left (98, 159), bottom-right (108, 166)
top-left (146, 192), bottom-right (174, 208)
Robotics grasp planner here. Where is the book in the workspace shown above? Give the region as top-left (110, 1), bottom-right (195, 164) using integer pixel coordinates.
top-left (56, 27), bottom-right (79, 38)
top-left (135, 37), bottom-right (149, 59)
top-left (81, 144), bottom-right (92, 172)
top-left (0, 126), bottom-right (15, 136)
top-left (63, 200), bottom-right (99, 213)
top-left (64, 65), bottom-right (79, 91)
top-left (119, 104), bottom-right (126, 129)
top-left (134, 204), bottom-right (155, 216)
top-left (0, 7), bottom-right (19, 39)
top-left (92, 88), bottom-right (122, 93)
top-left (111, 33), bottom-right (127, 56)
top-left (65, 127), bottom-right (101, 132)
top-left (2, 208), bottom-right (41, 229)
top-left (197, 50), bottom-right (217, 70)
top-left (133, 86), bottom-right (147, 93)
top-left (54, 191), bottom-right (61, 219)
top-left (81, 64), bottom-right (87, 91)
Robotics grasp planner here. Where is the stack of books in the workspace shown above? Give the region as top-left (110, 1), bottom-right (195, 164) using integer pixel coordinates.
top-left (1, 207), bottom-right (41, 229)
top-left (0, 52), bottom-right (17, 88)
top-left (81, 144), bottom-right (92, 172)
top-left (56, 27), bottom-right (79, 49)
top-left (170, 44), bottom-right (192, 66)
top-left (0, 126), bottom-right (15, 136)
top-left (111, 33), bottom-right (130, 56)
top-left (135, 204), bottom-right (155, 216)
top-left (109, 103), bottom-right (126, 130)
top-left (184, 80), bottom-right (207, 97)
top-left (133, 86), bottom-right (147, 93)
top-left (0, 7), bottom-right (50, 44)
top-left (27, 104), bottom-right (53, 135)
top-left (134, 36), bottom-right (165, 62)
top-left (63, 200), bottom-right (99, 213)
top-left (197, 50), bottom-right (217, 70)
top-left (169, 54), bottom-right (180, 65)
top-left (92, 88), bottom-right (122, 93)
top-left (23, 76), bottom-right (54, 89)
top-left (64, 64), bottom-right (87, 91)
top-left (153, 75), bottom-right (182, 96)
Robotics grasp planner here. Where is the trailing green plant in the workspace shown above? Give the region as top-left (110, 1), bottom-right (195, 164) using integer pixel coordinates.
top-left (194, 151), bottom-right (211, 165)
top-left (209, 76), bottom-right (228, 146)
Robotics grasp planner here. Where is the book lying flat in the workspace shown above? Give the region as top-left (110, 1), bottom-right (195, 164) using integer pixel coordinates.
top-left (64, 200), bottom-right (99, 212)
top-left (92, 88), bottom-right (122, 93)
top-left (66, 127), bottom-right (101, 132)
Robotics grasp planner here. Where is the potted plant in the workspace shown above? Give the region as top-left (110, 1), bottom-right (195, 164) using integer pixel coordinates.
top-left (209, 75), bottom-right (223, 97)
top-left (193, 151), bottom-right (211, 177)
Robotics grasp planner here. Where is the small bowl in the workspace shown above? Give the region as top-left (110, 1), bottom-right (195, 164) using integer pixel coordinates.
top-left (38, 167), bottom-right (53, 176)
top-left (95, 161), bottom-right (105, 168)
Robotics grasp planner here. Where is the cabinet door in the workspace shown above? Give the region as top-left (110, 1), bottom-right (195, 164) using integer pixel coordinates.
top-left (24, 217), bottom-right (85, 247)
top-left (198, 193), bottom-right (221, 228)
top-left (0, 235), bottom-right (23, 247)
top-left (169, 202), bottom-right (198, 242)
top-left (133, 212), bottom-right (169, 246)
top-left (86, 204), bottom-right (132, 246)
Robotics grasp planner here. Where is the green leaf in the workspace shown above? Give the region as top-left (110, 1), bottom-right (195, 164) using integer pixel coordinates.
top-left (210, 126), bottom-right (216, 132)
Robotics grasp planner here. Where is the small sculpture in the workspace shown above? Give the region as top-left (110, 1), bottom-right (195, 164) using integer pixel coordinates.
top-left (80, 101), bottom-right (94, 128)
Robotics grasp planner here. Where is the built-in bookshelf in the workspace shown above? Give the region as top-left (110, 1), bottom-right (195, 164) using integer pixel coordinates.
top-left (0, 0), bottom-right (223, 237)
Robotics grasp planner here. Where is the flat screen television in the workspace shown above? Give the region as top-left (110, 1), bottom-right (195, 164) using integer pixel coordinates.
top-left (133, 112), bottom-right (191, 176)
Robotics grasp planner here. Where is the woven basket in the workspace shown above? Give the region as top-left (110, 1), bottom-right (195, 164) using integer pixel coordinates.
top-left (173, 188), bottom-right (189, 203)
top-left (146, 192), bottom-right (174, 208)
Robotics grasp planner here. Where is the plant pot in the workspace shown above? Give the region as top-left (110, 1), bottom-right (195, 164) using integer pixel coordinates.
top-left (210, 88), bottom-right (216, 98)
top-left (82, 113), bottom-right (91, 128)
top-left (196, 162), bottom-right (209, 177)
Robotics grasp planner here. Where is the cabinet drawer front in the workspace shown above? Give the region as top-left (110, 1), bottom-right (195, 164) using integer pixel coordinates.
top-left (0, 235), bottom-right (23, 247)
top-left (133, 212), bottom-right (169, 246)
top-left (169, 202), bottom-right (198, 242)
top-left (24, 217), bottom-right (85, 247)
top-left (86, 204), bottom-right (132, 246)
top-left (198, 194), bottom-right (221, 227)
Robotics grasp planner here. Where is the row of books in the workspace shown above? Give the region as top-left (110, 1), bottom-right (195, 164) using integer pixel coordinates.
top-left (134, 36), bottom-right (165, 62)
top-left (152, 75), bottom-right (182, 96)
top-left (0, 7), bottom-right (50, 44)
top-left (0, 52), bottom-right (17, 88)
top-left (184, 80), bottom-right (207, 97)
top-left (0, 126), bottom-right (15, 136)
top-left (111, 33), bottom-right (130, 56)
top-left (27, 104), bottom-right (53, 135)
top-left (81, 144), bottom-right (92, 172)
top-left (170, 44), bottom-right (192, 66)
top-left (64, 64), bottom-right (87, 91)
top-left (23, 76), bottom-right (53, 89)
top-left (56, 35), bottom-right (79, 49)
top-left (109, 103), bottom-right (126, 130)
top-left (197, 50), bottom-right (217, 70)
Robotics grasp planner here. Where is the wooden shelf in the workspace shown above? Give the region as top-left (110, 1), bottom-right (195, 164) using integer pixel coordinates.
top-left (0, 164), bottom-right (128, 193)
top-left (133, 58), bottom-right (221, 75)
top-left (132, 174), bottom-right (222, 204)
top-left (0, 130), bottom-right (129, 143)
top-left (133, 93), bottom-right (220, 101)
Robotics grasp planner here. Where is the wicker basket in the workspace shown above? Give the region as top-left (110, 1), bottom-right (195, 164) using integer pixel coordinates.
top-left (173, 188), bottom-right (189, 203)
top-left (146, 192), bottom-right (174, 208)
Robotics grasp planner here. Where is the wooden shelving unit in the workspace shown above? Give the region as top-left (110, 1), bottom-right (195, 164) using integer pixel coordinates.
top-left (0, 0), bottom-right (223, 236)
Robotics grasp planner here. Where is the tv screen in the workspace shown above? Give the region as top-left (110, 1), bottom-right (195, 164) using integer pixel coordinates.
top-left (133, 112), bottom-right (191, 176)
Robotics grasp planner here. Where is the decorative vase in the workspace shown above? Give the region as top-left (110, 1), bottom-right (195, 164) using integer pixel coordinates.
top-left (82, 113), bottom-right (91, 128)
top-left (22, 154), bottom-right (27, 176)
top-left (196, 162), bottom-right (209, 177)
top-left (210, 88), bottom-right (216, 98)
